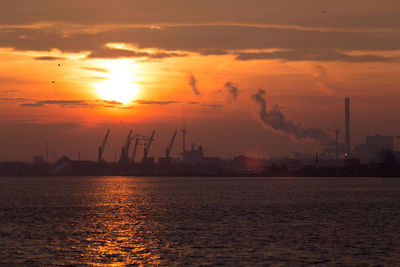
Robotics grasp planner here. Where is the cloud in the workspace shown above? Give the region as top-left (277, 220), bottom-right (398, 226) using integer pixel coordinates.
top-left (198, 49), bottom-right (230, 56)
top-left (200, 104), bottom-right (224, 108)
top-left (1, 25), bottom-right (399, 63)
top-left (81, 67), bottom-right (110, 73)
top-left (133, 100), bottom-right (224, 107)
top-left (20, 103), bottom-right (45, 107)
top-left (1, 97), bottom-right (31, 102)
top-left (37, 100), bottom-right (89, 107)
top-left (224, 81), bottom-right (238, 100)
top-left (251, 89), bottom-right (330, 143)
top-left (13, 97), bottom-right (221, 109)
top-left (311, 65), bottom-right (335, 95)
top-left (20, 99), bottom-right (124, 109)
top-left (313, 65), bottom-right (328, 79)
top-left (135, 100), bottom-right (180, 105)
top-left (86, 76), bottom-right (109, 81)
top-left (1, 89), bottom-right (19, 94)
top-left (0, 97), bottom-right (27, 106)
top-left (1, 1), bottom-right (399, 30)
top-left (87, 47), bottom-right (186, 59)
top-left (188, 73), bottom-right (200, 95)
top-left (235, 50), bottom-right (396, 62)
top-left (34, 56), bottom-right (66, 61)
top-left (100, 100), bottom-right (123, 105)
top-left (4, 120), bottom-right (83, 128)
top-left (87, 48), bottom-right (143, 58)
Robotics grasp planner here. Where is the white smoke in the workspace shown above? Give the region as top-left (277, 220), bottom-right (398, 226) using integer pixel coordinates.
top-left (252, 89), bottom-right (330, 143)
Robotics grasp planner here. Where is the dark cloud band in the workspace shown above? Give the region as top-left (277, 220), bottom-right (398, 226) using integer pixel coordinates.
top-left (0, 25), bottom-right (399, 63)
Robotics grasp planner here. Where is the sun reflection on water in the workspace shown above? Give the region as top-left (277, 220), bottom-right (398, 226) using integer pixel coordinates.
top-left (80, 178), bottom-right (161, 266)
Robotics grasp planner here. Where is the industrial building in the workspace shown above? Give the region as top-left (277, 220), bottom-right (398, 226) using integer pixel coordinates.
top-left (354, 134), bottom-right (394, 163)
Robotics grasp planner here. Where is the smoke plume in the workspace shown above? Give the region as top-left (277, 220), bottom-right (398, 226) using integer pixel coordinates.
top-left (224, 81), bottom-right (238, 100)
top-left (251, 89), bottom-right (329, 143)
top-left (188, 73), bottom-right (200, 95)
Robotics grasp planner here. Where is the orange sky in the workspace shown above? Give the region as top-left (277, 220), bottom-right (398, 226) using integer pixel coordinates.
top-left (1, 0), bottom-right (400, 161)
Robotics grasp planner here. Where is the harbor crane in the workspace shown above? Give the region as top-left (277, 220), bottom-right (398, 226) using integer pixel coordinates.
top-left (130, 137), bottom-right (139, 163)
top-left (143, 130), bottom-right (155, 161)
top-left (181, 122), bottom-right (188, 153)
top-left (119, 129), bottom-right (133, 164)
top-left (129, 133), bottom-right (152, 163)
top-left (97, 129), bottom-right (110, 163)
top-left (166, 130), bottom-right (177, 160)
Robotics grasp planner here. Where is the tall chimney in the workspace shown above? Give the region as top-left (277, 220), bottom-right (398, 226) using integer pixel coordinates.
top-left (345, 98), bottom-right (351, 155)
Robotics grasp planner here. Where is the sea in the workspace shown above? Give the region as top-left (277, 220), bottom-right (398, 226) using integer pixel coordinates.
top-left (0, 176), bottom-right (399, 266)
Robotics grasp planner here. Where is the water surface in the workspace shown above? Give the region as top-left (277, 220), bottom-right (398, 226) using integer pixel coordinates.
top-left (1, 177), bottom-right (400, 265)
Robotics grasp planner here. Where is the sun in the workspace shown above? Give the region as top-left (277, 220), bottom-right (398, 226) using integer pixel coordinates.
top-left (95, 60), bottom-right (140, 104)
top-left (96, 79), bottom-right (139, 104)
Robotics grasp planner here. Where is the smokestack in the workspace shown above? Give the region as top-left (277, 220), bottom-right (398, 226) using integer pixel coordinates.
top-left (345, 98), bottom-right (351, 155)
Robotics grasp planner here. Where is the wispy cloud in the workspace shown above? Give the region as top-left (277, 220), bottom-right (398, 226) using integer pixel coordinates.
top-left (100, 100), bottom-right (123, 105)
top-left (200, 104), bottom-right (224, 108)
top-left (1, 97), bottom-right (31, 102)
top-left (87, 47), bottom-right (187, 60)
top-left (34, 56), bottom-right (66, 61)
top-left (1, 89), bottom-right (20, 94)
top-left (20, 103), bottom-right (45, 107)
top-left (236, 50), bottom-right (396, 62)
top-left (81, 67), bottom-right (110, 73)
top-left (135, 100), bottom-right (181, 105)
top-left (224, 81), bottom-right (238, 100)
top-left (20, 99), bottom-right (124, 109)
top-left (188, 73), bottom-right (200, 95)
top-left (14, 97), bottom-right (223, 109)
top-left (312, 65), bottom-right (334, 95)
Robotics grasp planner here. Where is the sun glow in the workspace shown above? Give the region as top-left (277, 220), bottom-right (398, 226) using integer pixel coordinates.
top-left (95, 60), bottom-right (140, 104)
